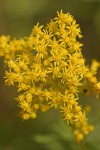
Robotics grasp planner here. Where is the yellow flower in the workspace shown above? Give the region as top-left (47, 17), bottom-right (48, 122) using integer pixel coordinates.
top-left (0, 10), bottom-right (100, 142)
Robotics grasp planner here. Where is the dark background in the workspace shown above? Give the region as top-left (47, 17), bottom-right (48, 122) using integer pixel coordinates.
top-left (0, 0), bottom-right (100, 149)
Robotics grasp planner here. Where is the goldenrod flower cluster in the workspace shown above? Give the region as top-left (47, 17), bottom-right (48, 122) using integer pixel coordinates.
top-left (0, 10), bottom-right (100, 142)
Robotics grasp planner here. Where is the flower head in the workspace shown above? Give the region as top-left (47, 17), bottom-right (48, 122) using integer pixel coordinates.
top-left (0, 10), bottom-right (100, 142)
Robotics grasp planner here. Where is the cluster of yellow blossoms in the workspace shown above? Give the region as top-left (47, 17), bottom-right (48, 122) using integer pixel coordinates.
top-left (0, 10), bottom-right (100, 142)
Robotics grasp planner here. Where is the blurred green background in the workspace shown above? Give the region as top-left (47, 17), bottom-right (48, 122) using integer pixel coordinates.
top-left (0, 0), bottom-right (100, 150)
